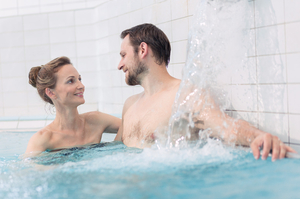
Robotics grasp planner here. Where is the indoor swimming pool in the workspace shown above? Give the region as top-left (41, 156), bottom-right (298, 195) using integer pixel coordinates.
top-left (0, 131), bottom-right (300, 199)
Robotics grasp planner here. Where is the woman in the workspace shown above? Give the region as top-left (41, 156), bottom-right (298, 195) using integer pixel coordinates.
top-left (26, 56), bottom-right (121, 156)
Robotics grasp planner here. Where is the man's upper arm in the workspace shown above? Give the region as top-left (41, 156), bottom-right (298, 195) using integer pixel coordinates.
top-left (114, 94), bottom-right (140, 142)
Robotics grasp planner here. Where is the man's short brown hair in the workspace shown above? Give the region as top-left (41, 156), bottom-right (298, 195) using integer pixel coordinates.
top-left (121, 23), bottom-right (171, 66)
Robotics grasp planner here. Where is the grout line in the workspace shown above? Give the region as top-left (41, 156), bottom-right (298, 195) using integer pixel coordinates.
top-left (283, 0), bottom-right (290, 144)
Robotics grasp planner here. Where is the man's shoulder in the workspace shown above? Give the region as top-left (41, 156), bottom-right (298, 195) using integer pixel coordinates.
top-left (122, 92), bottom-right (142, 114)
top-left (125, 92), bottom-right (142, 106)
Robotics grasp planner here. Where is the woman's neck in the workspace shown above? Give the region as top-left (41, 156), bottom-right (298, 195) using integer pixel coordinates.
top-left (52, 105), bottom-right (82, 131)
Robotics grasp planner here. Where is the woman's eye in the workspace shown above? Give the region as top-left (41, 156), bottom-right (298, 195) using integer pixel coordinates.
top-left (67, 79), bottom-right (73, 84)
top-left (79, 78), bottom-right (82, 82)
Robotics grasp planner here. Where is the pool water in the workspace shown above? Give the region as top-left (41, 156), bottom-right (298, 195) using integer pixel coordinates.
top-left (0, 131), bottom-right (299, 199)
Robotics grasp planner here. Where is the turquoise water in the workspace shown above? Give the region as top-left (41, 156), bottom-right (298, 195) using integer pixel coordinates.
top-left (0, 132), bottom-right (299, 199)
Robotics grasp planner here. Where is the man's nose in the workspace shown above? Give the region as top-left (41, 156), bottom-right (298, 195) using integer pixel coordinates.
top-left (117, 60), bottom-right (123, 70)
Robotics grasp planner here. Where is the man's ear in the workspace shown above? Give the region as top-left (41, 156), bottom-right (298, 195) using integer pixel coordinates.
top-left (139, 42), bottom-right (148, 59)
top-left (45, 88), bottom-right (56, 100)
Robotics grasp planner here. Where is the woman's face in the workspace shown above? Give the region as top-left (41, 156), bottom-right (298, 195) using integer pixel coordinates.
top-left (52, 64), bottom-right (85, 107)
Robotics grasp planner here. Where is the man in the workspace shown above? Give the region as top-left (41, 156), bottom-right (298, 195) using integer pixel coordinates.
top-left (114, 23), bottom-right (296, 161)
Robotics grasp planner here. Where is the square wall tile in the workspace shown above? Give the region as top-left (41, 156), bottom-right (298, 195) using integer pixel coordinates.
top-left (97, 38), bottom-right (110, 55)
top-left (49, 27), bottom-right (75, 43)
top-left (0, 47), bottom-right (25, 63)
top-left (62, 2), bottom-right (86, 10)
top-left (75, 8), bottom-right (96, 25)
top-left (3, 91), bottom-right (27, 107)
top-left (171, 40), bottom-right (187, 63)
top-left (289, 114), bottom-right (300, 144)
top-left (172, 17), bottom-right (189, 42)
top-left (171, 0), bottom-right (188, 20)
top-left (187, 0), bottom-right (198, 16)
top-left (76, 41), bottom-right (97, 57)
top-left (17, 0), bottom-right (39, 7)
top-left (258, 112), bottom-right (288, 142)
top-left (2, 77), bottom-right (27, 92)
top-left (231, 85), bottom-right (257, 111)
top-left (40, 4), bottom-right (62, 13)
top-left (18, 6), bottom-right (40, 15)
top-left (172, 63), bottom-right (184, 79)
top-left (0, 62), bottom-right (26, 78)
top-left (108, 18), bottom-right (118, 35)
top-left (0, 32), bottom-right (24, 48)
top-left (288, 84), bottom-right (300, 114)
top-left (112, 87), bottom-right (123, 104)
top-left (76, 25), bottom-right (97, 41)
top-left (0, 9), bottom-right (18, 17)
top-left (287, 53), bottom-right (300, 83)
top-left (117, 13), bottom-right (131, 34)
top-left (25, 45), bottom-right (51, 61)
top-left (258, 84), bottom-right (287, 113)
top-left (40, 0), bottom-right (62, 5)
top-left (142, 4), bottom-right (156, 23)
top-left (84, 88), bottom-right (99, 104)
top-left (96, 20), bottom-right (109, 39)
top-left (26, 91), bottom-right (45, 106)
top-left (122, 87), bottom-right (134, 103)
top-left (49, 11), bottom-right (75, 28)
top-left (80, 71), bottom-right (98, 88)
top-left (23, 14), bottom-right (48, 31)
top-left (111, 70), bottom-right (122, 87)
top-left (77, 56), bottom-right (99, 72)
top-left (96, 3), bottom-right (109, 21)
top-left (155, 0), bottom-right (171, 24)
top-left (50, 43), bottom-right (77, 58)
top-left (257, 54), bottom-right (286, 84)
top-left (0, 0), bottom-right (17, 9)
top-left (130, 9), bottom-right (143, 27)
top-left (285, 0), bottom-right (300, 23)
top-left (24, 30), bottom-right (49, 46)
top-left (157, 22), bottom-right (172, 42)
top-left (142, 0), bottom-right (155, 7)
top-left (256, 25), bottom-right (285, 55)
top-left (286, 22), bottom-right (300, 53)
top-left (78, 103), bottom-right (98, 114)
top-left (130, 0), bottom-right (142, 11)
top-left (0, 16), bottom-right (22, 33)
top-left (255, 0), bottom-right (284, 27)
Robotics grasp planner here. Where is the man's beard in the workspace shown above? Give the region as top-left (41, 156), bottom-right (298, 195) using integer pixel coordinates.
top-left (127, 60), bottom-right (148, 86)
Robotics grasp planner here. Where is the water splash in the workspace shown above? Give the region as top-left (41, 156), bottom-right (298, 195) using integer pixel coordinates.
top-left (165, 0), bottom-right (255, 148)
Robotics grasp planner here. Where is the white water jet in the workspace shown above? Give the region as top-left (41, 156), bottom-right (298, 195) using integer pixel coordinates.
top-left (162, 0), bottom-right (285, 148)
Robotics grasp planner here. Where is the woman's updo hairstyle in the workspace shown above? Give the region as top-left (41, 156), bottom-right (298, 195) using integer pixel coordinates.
top-left (29, 56), bottom-right (71, 105)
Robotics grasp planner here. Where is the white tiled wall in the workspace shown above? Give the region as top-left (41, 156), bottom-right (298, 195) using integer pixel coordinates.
top-left (227, 0), bottom-right (300, 146)
top-left (0, 0), bottom-right (299, 147)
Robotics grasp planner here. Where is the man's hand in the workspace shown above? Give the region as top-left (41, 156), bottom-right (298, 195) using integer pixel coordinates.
top-left (250, 133), bottom-right (297, 161)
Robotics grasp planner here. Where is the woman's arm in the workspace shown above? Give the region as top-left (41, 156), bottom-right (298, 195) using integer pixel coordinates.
top-left (24, 130), bottom-right (51, 157)
top-left (84, 111), bottom-right (121, 134)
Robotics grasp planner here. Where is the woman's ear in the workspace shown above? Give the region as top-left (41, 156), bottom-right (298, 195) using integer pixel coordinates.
top-left (139, 42), bottom-right (148, 59)
top-left (45, 88), bottom-right (56, 100)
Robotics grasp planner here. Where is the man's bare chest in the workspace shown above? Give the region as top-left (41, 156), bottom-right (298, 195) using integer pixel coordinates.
top-left (122, 96), bottom-right (174, 146)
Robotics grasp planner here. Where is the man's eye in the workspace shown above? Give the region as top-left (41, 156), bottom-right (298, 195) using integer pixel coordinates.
top-left (79, 78), bottom-right (82, 82)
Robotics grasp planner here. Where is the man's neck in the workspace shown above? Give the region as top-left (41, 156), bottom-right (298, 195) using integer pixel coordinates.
top-left (140, 63), bottom-right (178, 96)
